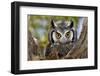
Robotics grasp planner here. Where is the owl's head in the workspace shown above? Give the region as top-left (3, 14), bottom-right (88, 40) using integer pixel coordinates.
top-left (50, 20), bottom-right (76, 44)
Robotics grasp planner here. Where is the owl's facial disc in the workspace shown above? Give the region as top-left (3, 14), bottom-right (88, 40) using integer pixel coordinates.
top-left (59, 30), bottom-right (74, 44)
top-left (52, 29), bottom-right (74, 44)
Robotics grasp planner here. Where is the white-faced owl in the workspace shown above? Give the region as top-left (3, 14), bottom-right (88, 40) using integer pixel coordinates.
top-left (45, 20), bottom-right (77, 59)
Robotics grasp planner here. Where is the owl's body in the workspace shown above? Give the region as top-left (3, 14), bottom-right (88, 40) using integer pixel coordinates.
top-left (45, 20), bottom-right (77, 59)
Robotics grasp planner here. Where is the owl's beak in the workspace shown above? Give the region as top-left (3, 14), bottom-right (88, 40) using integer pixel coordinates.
top-left (60, 37), bottom-right (67, 44)
top-left (60, 37), bottom-right (71, 44)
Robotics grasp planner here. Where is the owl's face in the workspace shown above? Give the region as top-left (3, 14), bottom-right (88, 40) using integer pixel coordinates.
top-left (51, 20), bottom-right (75, 44)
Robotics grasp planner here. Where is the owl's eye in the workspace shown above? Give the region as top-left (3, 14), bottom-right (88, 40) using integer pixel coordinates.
top-left (56, 32), bottom-right (61, 39)
top-left (65, 31), bottom-right (71, 38)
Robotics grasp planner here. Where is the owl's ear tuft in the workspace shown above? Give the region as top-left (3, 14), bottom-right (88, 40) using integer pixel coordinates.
top-left (51, 20), bottom-right (57, 28)
top-left (69, 21), bottom-right (74, 28)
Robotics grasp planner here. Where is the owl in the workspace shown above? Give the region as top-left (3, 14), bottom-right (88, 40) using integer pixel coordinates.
top-left (45, 20), bottom-right (77, 59)
top-left (49, 20), bottom-right (77, 44)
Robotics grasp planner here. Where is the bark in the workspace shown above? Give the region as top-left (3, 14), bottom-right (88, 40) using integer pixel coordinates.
top-left (28, 30), bottom-right (39, 60)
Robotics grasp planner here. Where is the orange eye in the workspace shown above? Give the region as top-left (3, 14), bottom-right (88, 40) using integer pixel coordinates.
top-left (65, 31), bottom-right (70, 38)
top-left (56, 32), bottom-right (61, 39)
